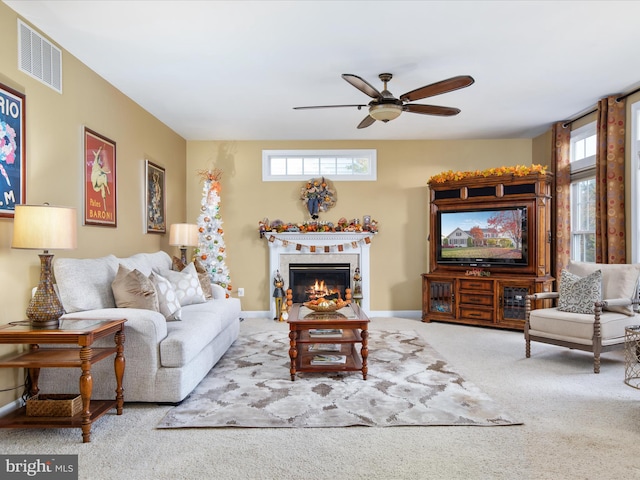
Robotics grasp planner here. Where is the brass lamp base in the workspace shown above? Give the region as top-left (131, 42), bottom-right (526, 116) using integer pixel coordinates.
top-left (26, 253), bottom-right (64, 329)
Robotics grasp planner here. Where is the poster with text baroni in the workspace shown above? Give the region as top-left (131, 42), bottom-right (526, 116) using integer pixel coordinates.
top-left (84, 127), bottom-right (117, 227)
top-left (0, 82), bottom-right (26, 218)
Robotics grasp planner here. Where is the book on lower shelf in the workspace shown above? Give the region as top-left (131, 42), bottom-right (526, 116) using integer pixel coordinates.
top-left (310, 354), bottom-right (347, 365)
top-left (308, 343), bottom-right (341, 352)
top-left (309, 328), bottom-right (343, 338)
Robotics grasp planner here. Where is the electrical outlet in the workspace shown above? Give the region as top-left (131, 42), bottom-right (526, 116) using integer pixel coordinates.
top-left (237, 288), bottom-right (245, 297)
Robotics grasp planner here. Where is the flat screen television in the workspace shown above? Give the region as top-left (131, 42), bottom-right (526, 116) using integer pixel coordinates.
top-left (436, 205), bottom-right (528, 267)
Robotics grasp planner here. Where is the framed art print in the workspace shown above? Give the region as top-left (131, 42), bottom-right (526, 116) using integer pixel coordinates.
top-left (0, 82), bottom-right (26, 217)
top-left (84, 127), bottom-right (117, 226)
top-left (145, 160), bottom-right (166, 234)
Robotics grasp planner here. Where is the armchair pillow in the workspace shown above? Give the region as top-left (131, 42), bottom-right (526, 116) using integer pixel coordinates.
top-left (557, 269), bottom-right (602, 314)
top-left (172, 256), bottom-right (214, 300)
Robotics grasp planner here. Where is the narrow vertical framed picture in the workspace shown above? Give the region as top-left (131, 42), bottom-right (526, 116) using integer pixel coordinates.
top-left (84, 127), bottom-right (117, 227)
top-left (145, 159), bottom-right (166, 234)
top-left (0, 82), bottom-right (26, 218)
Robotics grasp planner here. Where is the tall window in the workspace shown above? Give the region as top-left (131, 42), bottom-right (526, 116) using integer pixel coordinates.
top-left (570, 122), bottom-right (597, 262)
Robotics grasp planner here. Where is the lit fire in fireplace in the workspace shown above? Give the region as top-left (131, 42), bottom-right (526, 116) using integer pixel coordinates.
top-left (305, 279), bottom-right (340, 301)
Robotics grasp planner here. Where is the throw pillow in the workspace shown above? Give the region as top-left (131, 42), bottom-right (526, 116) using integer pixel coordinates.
top-left (160, 262), bottom-right (207, 306)
top-left (557, 269), bottom-right (602, 315)
top-left (171, 256), bottom-right (213, 300)
top-left (150, 272), bottom-right (182, 321)
top-left (111, 264), bottom-right (159, 311)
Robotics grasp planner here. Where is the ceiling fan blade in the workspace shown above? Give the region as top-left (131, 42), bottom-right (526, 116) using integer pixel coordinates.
top-left (357, 115), bottom-right (376, 129)
top-left (400, 75), bottom-right (475, 102)
top-left (404, 104), bottom-right (461, 116)
top-left (342, 74), bottom-right (382, 100)
top-left (293, 104), bottom-right (367, 110)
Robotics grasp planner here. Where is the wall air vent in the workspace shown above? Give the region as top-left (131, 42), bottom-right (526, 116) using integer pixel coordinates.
top-left (17, 20), bottom-right (62, 94)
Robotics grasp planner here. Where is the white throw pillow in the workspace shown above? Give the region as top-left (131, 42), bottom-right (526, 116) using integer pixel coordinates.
top-left (159, 262), bottom-right (206, 306)
top-left (150, 272), bottom-right (182, 321)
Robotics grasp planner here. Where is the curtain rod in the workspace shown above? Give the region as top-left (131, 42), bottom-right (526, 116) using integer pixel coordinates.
top-left (562, 85), bottom-right (640, 128)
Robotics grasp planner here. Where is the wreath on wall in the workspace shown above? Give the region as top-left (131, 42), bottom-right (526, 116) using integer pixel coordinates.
top-left (300, 177), bottom-right (336, 219)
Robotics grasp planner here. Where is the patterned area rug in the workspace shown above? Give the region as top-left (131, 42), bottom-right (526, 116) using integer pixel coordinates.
top-left (157, 330), bottom-right (521, 428)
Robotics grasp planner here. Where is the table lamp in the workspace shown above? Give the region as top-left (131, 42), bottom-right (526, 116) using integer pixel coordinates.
top-left (11, 204), bottom-right (77, 328)
top-left (169, 223), bottom-right (199, 264)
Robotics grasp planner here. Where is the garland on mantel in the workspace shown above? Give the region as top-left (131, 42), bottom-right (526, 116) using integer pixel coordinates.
top-left (259, 218), bottom-right (377, 252)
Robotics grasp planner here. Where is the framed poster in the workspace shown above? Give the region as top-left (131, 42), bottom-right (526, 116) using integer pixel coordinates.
top-left (84, 127), bottom-right (117, 226)
top-left (0, 83), bottom-right (26, 218)
top-left (145, 160), bottom-right (166, 234)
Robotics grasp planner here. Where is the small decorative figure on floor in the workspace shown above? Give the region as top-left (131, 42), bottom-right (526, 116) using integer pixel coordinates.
top-left (352, 267), bottom-right (363, 306)
top-left (273, 270), bottom-right (286, 321)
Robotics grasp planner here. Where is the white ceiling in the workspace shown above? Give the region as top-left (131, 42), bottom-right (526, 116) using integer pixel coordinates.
top-left (4, 0), bottom-right (640, 141)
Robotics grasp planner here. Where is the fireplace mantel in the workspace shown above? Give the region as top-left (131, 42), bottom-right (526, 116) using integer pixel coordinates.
top-left (265, 232), bottom-right (373, 318)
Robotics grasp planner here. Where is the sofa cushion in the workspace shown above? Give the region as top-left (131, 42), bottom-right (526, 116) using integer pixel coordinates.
top-left (159, 263), bottom-right (206, 306)
top-left (557, 269), bottom-right (601, 314)
top-left (112, 264), bottom-right (159, 311)
top-left (568, 261), bottom-right (640, 315)
top-left (54, 255), bottom-right (119, 312)
top-left (150, 272), bottom-right (182, 321)
top-left (529, 307), bottom-right (634, 346)
top-left (159, 298), bottom-right (241, 367)
top-left (118, 251), bottom-right (172, 277)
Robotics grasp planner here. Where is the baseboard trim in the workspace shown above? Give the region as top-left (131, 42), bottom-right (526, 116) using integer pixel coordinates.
top-left (0, 398), bottom-right (22, 416)
top-left (241, 310), bottom-right (422, 319)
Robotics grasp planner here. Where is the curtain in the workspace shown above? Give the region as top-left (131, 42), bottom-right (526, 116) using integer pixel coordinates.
top-left (553, 122), bottom-right (571, 280)
top-left (596, 96), bottom-right (626, 264)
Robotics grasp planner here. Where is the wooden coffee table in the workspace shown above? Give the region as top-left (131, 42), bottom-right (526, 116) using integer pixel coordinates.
top-left (287, 303), bottom-right (369, 380)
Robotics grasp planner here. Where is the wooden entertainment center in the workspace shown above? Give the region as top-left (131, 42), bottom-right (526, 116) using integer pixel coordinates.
top-left (422, 170), bottom-right (554, 330)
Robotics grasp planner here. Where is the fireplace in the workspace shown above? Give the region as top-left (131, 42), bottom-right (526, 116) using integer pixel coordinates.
top-left (266, 232), bottom-right (373, 318)
top-left (289, 263), bottom-right (350, 303)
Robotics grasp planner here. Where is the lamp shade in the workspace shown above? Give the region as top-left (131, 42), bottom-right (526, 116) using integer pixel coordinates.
top-left (12, 204), bottom-right (77, 251)
top-left (369, 104), bottom-right (402, 122)
top-left (169, 223), bottom-right (199, 247)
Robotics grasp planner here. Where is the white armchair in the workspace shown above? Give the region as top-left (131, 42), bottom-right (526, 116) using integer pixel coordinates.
top-left (525, 261), bottom-right (640, 373)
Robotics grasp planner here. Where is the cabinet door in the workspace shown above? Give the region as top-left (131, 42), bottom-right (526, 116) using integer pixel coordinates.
top-left (424, 277), bottom-right (456, 321)
top-left (498, 282), bottom-right (532, 325)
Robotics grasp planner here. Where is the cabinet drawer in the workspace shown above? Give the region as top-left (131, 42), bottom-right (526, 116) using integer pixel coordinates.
top-left (459, 279), bottom-right (493, 292)
top-left (459, 293), bottom-right (493, 306)
top-left (459, 307), bottom-right (494, 321)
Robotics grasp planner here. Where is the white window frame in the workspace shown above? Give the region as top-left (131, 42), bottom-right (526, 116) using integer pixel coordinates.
top-left (631, 101), bottom-right (640, 262)
top-left (262, 149), bottom-right (377, 181)
top-left (569, 121), bottom-right (597, 263)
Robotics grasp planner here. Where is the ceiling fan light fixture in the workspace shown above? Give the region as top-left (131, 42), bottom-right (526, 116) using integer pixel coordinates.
top-left (369, 104), bottom-right (402, 122)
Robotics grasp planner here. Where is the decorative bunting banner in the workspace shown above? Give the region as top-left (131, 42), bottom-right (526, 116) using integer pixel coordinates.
top-left (264, 234), bottom-right (375, 253)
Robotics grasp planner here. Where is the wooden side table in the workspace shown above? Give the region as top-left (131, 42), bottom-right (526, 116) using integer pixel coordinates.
top-left (0, 318), bottom-right (126, 443)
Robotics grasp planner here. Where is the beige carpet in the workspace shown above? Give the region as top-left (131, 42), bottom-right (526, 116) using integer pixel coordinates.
top-left (158, 329), bottom-right (520, 428)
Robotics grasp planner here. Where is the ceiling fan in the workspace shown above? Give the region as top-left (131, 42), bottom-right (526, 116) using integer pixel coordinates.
top-left (294, 73), bottom-right (475, 129)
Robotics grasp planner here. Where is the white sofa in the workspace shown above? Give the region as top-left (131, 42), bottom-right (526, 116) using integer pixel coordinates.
top-left (37, 251), bottom-right (241, 403)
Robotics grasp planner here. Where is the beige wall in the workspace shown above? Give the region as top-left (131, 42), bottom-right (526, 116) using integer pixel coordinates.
top-left (186, 139), bottom-right (537, 313)
top-left (0, 5), bottom-right (187, 405)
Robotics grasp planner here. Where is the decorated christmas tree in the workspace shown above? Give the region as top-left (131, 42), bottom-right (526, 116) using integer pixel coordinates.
top-left (195, 168), bottom-right (232, 297)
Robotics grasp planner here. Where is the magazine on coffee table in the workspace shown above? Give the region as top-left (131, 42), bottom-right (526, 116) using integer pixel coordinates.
top-left (309, 328), bottom-right (343, 338)
top-left (308, 343), bottom-right (341, 352)
top-left (311, 354), bottom-right (347, 365)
